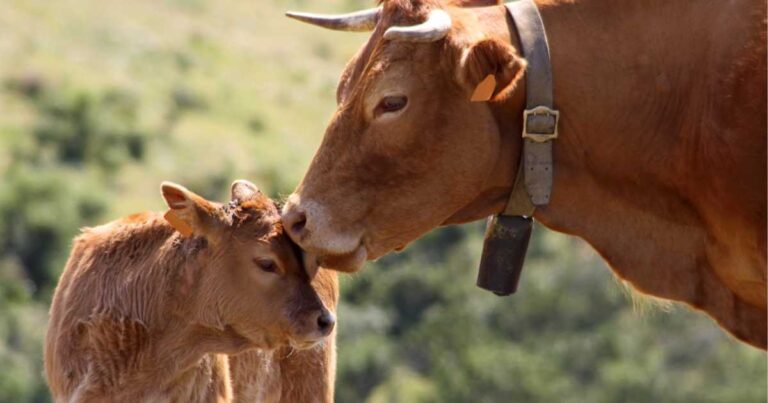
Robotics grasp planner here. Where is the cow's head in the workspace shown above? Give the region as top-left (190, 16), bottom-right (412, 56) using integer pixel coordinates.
top-left (161, 180), bottom-right (335, 350)
top-left (282, 0), bottom-right (526, 270)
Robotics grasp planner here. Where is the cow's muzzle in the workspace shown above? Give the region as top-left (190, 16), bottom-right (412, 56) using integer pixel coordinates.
top-left (282, 196), bottom-right (368, 272)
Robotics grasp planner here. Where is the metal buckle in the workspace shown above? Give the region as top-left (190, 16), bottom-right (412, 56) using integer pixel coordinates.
top-left (522, 106), bottom-right (559, 142)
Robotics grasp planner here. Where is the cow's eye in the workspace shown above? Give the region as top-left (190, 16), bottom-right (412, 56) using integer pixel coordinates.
top-left (254, 258), bottom-right (277, 273)
top-left (377, 95), bottom-right (408, 114)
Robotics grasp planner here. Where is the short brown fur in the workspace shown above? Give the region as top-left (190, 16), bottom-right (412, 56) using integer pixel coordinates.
top-left (285, 0), bottom-right (767, 348)
top-left (46, 181), bottom-right (338, 402)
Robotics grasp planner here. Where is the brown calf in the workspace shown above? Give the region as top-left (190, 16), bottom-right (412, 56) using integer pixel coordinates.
top-left (45, 180), bottom-right (337, 402)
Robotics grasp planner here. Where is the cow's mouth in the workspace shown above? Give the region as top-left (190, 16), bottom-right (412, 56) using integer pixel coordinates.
top-left (315, 243), bottom-right (368, 273)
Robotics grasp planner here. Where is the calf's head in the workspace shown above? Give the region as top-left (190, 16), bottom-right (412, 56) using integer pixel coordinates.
top-left (161, 180), bottom-right (334, 350)
top-left (282, 0), bottom-right (526, 270)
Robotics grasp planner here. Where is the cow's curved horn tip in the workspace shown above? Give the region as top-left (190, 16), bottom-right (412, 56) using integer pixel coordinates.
top-left (285, 11), bottom-right (320, 23)
top-left (285, 11), bottom-right (306, 19)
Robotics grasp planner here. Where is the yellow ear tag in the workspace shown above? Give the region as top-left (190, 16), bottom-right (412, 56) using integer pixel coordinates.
top-left (164, 210), bottom-right (194, 237)
top-left (470, 74), bottom-right (497, 102)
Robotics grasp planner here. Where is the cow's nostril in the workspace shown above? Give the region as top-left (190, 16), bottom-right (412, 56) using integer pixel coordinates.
top-left (283, 206), bottom-right (308, 241)
top-left (291, 212), bottom-right (307, 235)
top-left (317, 311), bottom-right (336, 334)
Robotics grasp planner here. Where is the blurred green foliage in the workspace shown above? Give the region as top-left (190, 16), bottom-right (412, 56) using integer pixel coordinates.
top-left (336, 227), bottom-right (767, 403)
top-left (0, 0), bottom-right (764, 402)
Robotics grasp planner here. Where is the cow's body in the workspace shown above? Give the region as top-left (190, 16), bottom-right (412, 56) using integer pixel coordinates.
top-left (46, 182), bottom-right (338, 402)
top-left (283, 0), bottom-right (766, 348)
top-left (528, 0), bottom-right (767, 347)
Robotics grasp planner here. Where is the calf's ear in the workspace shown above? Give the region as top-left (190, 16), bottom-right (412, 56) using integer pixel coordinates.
top-left (459, 38), bottom-right (526, 102)
top-left (230, 179), bottom-right (262, 204)
top-left (160, 182), bottom-right (216, 237)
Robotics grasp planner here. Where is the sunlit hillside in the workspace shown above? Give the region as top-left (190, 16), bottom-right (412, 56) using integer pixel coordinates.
top-left (0, 1), bottom-right (765, 402)
top-left (1, 0), bottom-right (371, 207)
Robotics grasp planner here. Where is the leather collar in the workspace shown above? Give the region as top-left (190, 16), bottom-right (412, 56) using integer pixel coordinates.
top-left (502, 0), bottom-right (559, 217)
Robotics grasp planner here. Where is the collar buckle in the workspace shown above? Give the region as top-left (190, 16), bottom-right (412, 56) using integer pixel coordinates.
top-left (522, 106), bottom-right (559, 143)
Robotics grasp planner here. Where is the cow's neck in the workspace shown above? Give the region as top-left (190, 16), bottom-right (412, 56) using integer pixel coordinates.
top-left (462, 0), bottom-right (766, 348)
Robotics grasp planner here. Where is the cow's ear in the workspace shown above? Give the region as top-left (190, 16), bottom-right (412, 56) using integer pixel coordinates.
top-left (459, 38), bottom-right (526, 102)
top-left (161, 182), bottom-right (216, 237)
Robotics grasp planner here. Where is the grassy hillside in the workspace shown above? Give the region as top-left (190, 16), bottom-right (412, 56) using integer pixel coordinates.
top-left (0, 1), bottom-right (765, 402)
top-left (1, 0), bottom-right (371, 205)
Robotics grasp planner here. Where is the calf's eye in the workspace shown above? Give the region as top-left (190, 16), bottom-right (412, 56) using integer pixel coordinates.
top-left (376, 95), bottom-right (408, 114)
top-left (254, 258), bottom-right (276, 273)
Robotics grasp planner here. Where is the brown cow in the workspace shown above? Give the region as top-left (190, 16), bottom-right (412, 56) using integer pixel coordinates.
top-left (282, 0), bottom-right (767, 348)
top-left (45, 180), bottom-right (338, 402)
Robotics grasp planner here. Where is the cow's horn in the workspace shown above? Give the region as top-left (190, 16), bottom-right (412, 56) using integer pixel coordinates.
top-left (285, 7), bottom-right (381, 32)
top-left (383, 9), bottom-right (452, 42)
